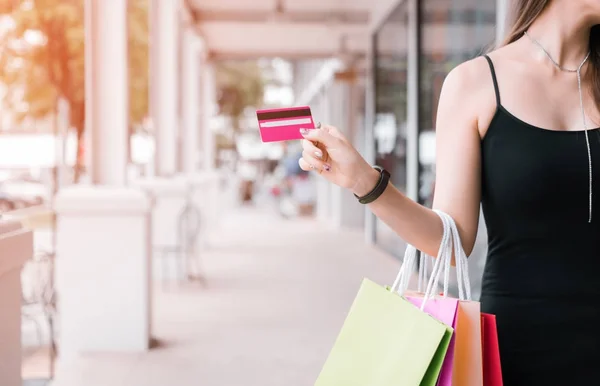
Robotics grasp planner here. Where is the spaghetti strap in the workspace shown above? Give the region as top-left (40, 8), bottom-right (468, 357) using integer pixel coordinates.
top-left (483, 55), bottom-right (501, 107)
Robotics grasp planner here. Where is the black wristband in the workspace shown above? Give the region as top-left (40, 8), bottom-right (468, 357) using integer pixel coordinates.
top-left (354, 166), bottom-right (390, 204)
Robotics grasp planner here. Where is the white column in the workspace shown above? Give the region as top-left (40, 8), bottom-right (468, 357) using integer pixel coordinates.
top-left (315, 91), bottom-right (330, 223)
top-left (181, 29), bottom-right (203, 174)
top-left (330, 72), bottom-right (365, 230)
top-left (151, 0), bottom-right (180, 177)
top-left (55, 0), bottom-right (152, 359)
top-left (55, 188), bottom-right (152, 357)
top-left (330, 79), bottom-right (345, 228)
top-left (186, 60), bottom-right (221, 242)
top-left (406, 0), bottom-right (419, 203)
top-left (0, 221), bottom-right (32, 386)
top-left (86, 0), bottom-right (127, 185)
top-left (363, 36), bottom-right (377, 245)
top-left (137, 0), bottom-right (188, 280)
top-left (200, 61), bottom-right (217, 170)
top-left (321, 88), bottom-right (333, 223)
top-left (496, 0), bottom-right (510, 46)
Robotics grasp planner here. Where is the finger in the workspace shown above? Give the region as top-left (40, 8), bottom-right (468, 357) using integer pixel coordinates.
top-left (298, 157), bottom-right (315, 172)
top-left (299, 123), bottom-right (339, 147)
top-left (314, 122), bottom-right (345, 141)
top-left (302, 139), bottom-right (327, 160)
top-left (301, 150), bottom-right (331, 172)
top-left (322, 124), bottom-right (345, 141)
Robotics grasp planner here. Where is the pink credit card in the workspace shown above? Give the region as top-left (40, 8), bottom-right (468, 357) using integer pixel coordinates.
top-left (256, 106), bottom-right (315, 142)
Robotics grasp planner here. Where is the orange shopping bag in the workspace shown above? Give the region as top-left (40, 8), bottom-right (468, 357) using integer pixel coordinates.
top-left (446, 216), bottom-right (483, 386)
top-left (453, 301), bottom-right (483, 386)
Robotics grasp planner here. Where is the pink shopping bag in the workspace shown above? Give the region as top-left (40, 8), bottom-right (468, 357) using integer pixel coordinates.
top-left (407, 296), bottom-right (459, 386)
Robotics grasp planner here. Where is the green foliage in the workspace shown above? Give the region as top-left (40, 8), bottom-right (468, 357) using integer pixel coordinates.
top-left (128, 0), bottom-right (149, 129)
top-left (0, 0), bottom-right (149, 136)
top-left (0, 0), bottom-right (79, 126)
top-left (215, 60), bottom-right (266, 131)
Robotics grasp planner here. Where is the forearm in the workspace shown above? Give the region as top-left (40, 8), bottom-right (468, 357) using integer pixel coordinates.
top-left (353, 169), bottom-right (444, 257)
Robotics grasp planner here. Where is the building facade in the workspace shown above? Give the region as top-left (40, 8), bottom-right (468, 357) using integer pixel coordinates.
top-left (293, 0), bottom-right (510, 298)
top-left (371, 0), bottom-right (500, 257)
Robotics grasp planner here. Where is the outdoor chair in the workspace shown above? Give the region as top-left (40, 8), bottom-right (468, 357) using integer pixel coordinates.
top-left (156, 195), bottom-right (204, 285)
top-left (21, 248), bottom-right (57, 384)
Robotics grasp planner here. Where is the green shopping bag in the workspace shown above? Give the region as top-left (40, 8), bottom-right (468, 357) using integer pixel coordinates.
top-left (315, 278), bottom-right (454, 386)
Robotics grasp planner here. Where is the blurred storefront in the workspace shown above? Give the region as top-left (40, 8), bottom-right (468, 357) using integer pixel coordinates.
top-left (290, 0), bottom-right (509, 298)
top-left (370, 0), bottom-right (501, 257)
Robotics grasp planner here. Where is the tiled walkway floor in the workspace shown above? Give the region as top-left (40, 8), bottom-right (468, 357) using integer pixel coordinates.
top-left (50, 206), bottom-right (401, 386)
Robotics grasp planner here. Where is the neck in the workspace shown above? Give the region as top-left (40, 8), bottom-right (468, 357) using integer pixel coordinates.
top-left (526, 1), bottom-right (594, 70)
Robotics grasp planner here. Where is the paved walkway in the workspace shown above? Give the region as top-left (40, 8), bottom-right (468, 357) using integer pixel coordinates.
top-left (51, 206), bottom-right (401, 386)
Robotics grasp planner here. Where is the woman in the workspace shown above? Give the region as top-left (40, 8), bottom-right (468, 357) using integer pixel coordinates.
top-left (298, 0), bottom-right (600, 384)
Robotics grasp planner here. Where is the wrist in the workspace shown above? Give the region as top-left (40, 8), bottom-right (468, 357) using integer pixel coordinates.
top-left (351, 166), bottom-right (381, 197)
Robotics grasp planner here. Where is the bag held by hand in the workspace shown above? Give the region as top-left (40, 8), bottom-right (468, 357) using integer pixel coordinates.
top-left (315, 210), bottom-right (473, 386)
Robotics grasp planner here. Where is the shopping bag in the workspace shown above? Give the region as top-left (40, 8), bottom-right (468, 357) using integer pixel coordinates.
top-left (453, 301), bottom-right (483, 386)
top-left (405, 293), bottom-right (482, 386)
top-left (443, 211), bottom-right (483, 386)
top-left (315, 210), bottom-right (465, 386)
top-left (481, 313), bottom-right (503, 386)
top-left (314, 279), bottom-right (453, 386)
top-left (402, 210), bottom-right (483, 386)
top-left (407, 296), bottom-right (459, 386)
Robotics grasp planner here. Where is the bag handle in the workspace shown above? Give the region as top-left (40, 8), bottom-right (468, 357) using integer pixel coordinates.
top-left (390, 210), bottom-right (452, 296)
top-left (423, 210), bottom-right (471, 301)
top-left (445, 211), bottom-right (471, 301)
top-left (391, 210), bottom-right (472, 304)
top-left (421, 212), bottom-right (454, 309)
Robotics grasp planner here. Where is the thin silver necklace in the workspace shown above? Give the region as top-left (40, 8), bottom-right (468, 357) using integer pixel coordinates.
top-left (524, 31), bottom-right (593, 223)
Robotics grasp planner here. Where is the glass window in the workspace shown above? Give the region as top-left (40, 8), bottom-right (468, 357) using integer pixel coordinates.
top-left (373, 3), bottom-right (409, 256)
top-left (418, 0), bottom-right (497, 299)
top-left (418, 0), bottom-right (497, 206)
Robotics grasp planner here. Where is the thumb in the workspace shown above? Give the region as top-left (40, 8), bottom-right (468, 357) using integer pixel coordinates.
top-left (300, 124), bottom-right (338, 147)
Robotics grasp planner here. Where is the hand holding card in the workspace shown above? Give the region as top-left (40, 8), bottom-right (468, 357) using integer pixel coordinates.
top-left (297, 123), bottom-right (379, 195)
top-left (256, 106), bottom-right (315, 142)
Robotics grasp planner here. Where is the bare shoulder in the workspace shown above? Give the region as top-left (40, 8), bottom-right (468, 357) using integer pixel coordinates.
top-left (447, 42), bottom-right (516, 83)
top-left (443, 55), bottom-right (494, 92)
top-left (438, 55), bottom-right (498, 138)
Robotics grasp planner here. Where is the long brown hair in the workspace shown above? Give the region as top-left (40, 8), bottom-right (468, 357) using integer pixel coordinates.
top-left (501, 0), bottom-right (600, 106)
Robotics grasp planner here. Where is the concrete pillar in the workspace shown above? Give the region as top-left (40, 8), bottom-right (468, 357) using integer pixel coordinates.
top-left (0, 221), bottom-right (33, 386)
top-left (496, 0), bottom-right (510, 46)
top-left (315, 91), bottom-right (331, 223)
top-left (200, 61), bottom-right (217, 171)
top-left (330, 70), bottom-right (365, 230)
top-left (363, 36), bottom-right (377, 246)
top-left (192, 61), bottom-right (222, 239)
top-left (55, 0), bottom-right (152, 359)
top-left (406, 0), bottom-right (420, 203)
top-left (151, 0), bottom-right (180, 177)
top-left (180, 29), bottom-right (220, 249)
top-left (181, 29), bottom-right (203, 174)
top-left (86, 0), bottom-right (128, 185)
top-left (55, 188), bottom-right (152, 356)
top-left (330, 80), bottom-right (346, 228)
top-left (138, 0), bottom-right (188, 280)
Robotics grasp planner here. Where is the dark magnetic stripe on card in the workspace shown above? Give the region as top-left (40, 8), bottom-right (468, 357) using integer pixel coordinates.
top-left (257, 108), bottom-right (312, 121)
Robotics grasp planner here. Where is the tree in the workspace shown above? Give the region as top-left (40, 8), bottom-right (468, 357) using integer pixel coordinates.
top-left (215, 60), bottom-right (267, 133)
top-left (0, 0), bottom-right (149, 181)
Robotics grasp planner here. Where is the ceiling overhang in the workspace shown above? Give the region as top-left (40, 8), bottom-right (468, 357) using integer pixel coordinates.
top-left (185, 0), bottom-right (400, 59)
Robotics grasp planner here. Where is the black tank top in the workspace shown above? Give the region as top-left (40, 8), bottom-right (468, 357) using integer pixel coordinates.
top-left (478, 55), bottom-right (600, 385)
top-left (480, 55), bottom-right (600, 299)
